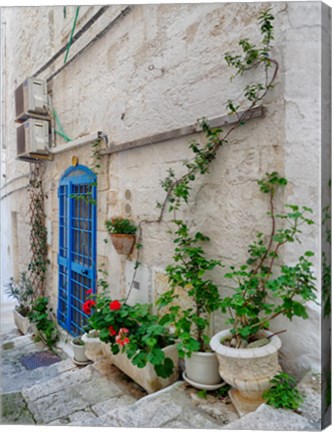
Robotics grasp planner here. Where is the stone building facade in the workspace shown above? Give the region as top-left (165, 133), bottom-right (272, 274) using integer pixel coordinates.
top-left (0, 2), bottom-right (330, 385)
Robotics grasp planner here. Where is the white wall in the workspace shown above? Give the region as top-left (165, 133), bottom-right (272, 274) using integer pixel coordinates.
top-left (0, 3), bottom-right (327, 376)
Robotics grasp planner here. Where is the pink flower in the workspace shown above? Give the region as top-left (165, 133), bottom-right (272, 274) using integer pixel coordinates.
top-left (110, 300), bottom-right (121, 311)
top-left (116, 328), bottom-right (130, 346)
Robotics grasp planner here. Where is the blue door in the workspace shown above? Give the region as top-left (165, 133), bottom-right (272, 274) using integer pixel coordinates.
top-left (57, 165), bottom-right (97, 336)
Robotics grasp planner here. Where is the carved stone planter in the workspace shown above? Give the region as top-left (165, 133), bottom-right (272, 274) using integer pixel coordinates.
top-left (210, 329), bottom-right (282, 416)
top-left (110, 233), bottom-right (135, 255)
top-left (13, 309), bottom-right (31, 335)
top-left (101, 342), bottom-right (179, 393)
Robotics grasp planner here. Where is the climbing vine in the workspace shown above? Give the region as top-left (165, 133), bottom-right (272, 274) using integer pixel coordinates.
top-left (126, 8), bottom-right (279, 300)
top-left (28, 164), bottom-right (50, 298)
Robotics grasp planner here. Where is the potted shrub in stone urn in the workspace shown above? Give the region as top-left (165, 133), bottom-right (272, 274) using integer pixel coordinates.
top-left (210, 172), bottom-right (317, 415)
top-left (82, 281), bottom-right (179, 394)
top-left (5, 271), bottom-right (34, 334)
top-left (157, 220), bottom-right (224, 390)
top-left (105, 217), bottom-right (137, 255)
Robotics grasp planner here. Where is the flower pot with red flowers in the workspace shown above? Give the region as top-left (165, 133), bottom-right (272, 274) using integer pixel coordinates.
top-left (82, 281), bottom-right (179, 394)
top-left (105, 217), bottom-right (137, 255)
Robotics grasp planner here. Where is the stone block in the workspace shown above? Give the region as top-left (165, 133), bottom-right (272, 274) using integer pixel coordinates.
top-left (91, 394), bottom-right (136, 417)
top-left (77, 376), bottom-right (124, 405)
top-left (223, 403), bottom-right (317, 430)
top-left (27, 387), bottom-right (89, 424)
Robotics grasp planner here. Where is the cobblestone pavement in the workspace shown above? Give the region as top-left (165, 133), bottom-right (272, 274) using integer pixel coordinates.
top-left (0, 315), bottom-right (322, 429)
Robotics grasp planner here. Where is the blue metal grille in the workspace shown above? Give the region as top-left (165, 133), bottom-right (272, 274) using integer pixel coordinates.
top-left (57, 165), bottom-right (97, 336)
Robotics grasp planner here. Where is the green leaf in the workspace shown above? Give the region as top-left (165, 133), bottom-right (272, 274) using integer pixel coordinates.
top-left (147, 348), bottom-right (165, 365)
top-left (154, 357), bottom-right (174, 378)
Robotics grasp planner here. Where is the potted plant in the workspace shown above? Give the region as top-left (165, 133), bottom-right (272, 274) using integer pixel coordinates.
top-left (29, 296), bottom-right (59, 348)
top-left (82, 280), bottom-right (179, 394)
top-left (210, 172), bottom-right (317, 415)
top-left (157, 220), bottom-right (224, 390)
top-left (70, 336), bottom-right (90, 365)
top-left (5, 271), bottom-right (34, 334)
top-left (105, 217), bottom-right (137, 255)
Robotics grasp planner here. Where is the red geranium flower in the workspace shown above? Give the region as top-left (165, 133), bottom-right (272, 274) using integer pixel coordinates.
top-left (109, 325), bottom-right (117, 336)
top-left (116, 328), bottom-right (130, 346)
top-left (86, 289), bottom-right (93, 295)
top-left (82, 299), bottom-right (96, 315)
top-left (110, 300), bottom-right (121, 311)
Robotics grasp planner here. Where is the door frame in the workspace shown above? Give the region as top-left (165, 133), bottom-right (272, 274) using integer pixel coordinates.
top-left (57, 164), bottom-right (97, 335)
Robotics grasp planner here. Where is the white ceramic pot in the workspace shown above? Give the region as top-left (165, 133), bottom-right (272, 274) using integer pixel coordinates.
top-left (13, 308), bottom-right (31, 335)
top-left (81, 332), bottom-right (103, 361)
top-left (70, 338), bottom-right (90, 363)
top-left (184, 351), bottom-right (223, 389)
top-left (210, 329), bottom-right (282, 415)
top-left (101, 342), bottom-right (179, 394)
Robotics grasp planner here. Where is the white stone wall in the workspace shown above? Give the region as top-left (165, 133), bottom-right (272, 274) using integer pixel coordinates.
top-left (0, 3), bottom-right (328, 376)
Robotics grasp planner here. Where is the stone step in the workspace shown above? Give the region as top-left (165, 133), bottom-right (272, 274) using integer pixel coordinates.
top-left (102, 381), bottom-right (239, 429)
top-left (222, 371), bottom-right (323, 431)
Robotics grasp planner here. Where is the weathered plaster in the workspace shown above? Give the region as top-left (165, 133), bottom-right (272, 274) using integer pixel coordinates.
top-left (0, 3), bottom-right (327, 376)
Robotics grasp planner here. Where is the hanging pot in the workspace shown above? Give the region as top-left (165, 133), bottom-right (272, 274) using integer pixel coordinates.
top-left (110, 233), bottom-right (135, 255)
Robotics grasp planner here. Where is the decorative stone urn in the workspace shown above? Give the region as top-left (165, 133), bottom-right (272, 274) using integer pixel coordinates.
top-left (210, 329), bottom-right (282, 416)
top-left (101, 342), bottom-right (179, 394)
top-left (183, 351), bottom-right (224, 390)
top-left (110, 233), bottom-right (135, 255)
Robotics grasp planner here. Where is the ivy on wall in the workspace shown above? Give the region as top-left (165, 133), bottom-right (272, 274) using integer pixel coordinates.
top-left (28, 164), bottom-right (50, 298)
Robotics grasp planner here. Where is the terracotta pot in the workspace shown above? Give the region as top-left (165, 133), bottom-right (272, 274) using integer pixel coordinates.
top-left (184, 351), bottom-right (224, 390)
top-left (101, 342), bottom-right (179, 394)
top-left (13, 308), bottom-right (31, 335)
top-left (210, 329), bottom-right (282, 416)
top-left (110, 233), bottom-right (135, 255)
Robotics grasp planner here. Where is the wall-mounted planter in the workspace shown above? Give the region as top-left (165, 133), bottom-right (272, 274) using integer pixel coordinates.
top-left (101, 342), bottom-right (179, 394)
top-left (13, 309), bottom-right (31, 335)
top-left (110, 233), bottom-right (135, 255)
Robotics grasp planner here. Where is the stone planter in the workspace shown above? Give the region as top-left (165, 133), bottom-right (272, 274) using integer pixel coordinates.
top-left (110, 233), bottom-right (135, 255)
top-left (70, 337), bottom-right (90, 364)
top-left (183, 351), bottom-right (224, 390)
top-left (13, 308), bottom-right (31, 335)
top-left (81, 332), bottom-right (104, 362)
top-left (101, 342), bottom-right (179, 393)
top-left (210, 329), bottom-right (282, 416)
